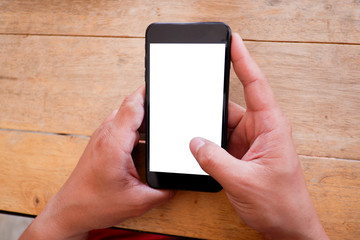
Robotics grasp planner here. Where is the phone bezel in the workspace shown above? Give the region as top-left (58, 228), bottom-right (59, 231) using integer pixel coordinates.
top-left (145, 22), bottom-right (231, 192)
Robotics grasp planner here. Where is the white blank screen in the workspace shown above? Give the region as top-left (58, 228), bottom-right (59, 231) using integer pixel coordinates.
top-left (149, 43), bottom-right (226, 175)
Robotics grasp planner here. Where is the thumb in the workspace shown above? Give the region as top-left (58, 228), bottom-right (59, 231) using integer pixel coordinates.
top-left (190, 137), bottom-right (245, 187)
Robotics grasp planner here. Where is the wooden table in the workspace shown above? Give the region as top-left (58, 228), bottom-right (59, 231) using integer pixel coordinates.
top-left (0, 1), bottom-right (359, 239)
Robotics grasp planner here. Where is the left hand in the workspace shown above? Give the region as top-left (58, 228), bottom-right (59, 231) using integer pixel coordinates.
top-left (20, 85), bottom-right (174, 240)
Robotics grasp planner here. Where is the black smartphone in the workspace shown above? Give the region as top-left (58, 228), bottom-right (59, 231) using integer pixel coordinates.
top-left (145, 22), bottom-right (231, 192)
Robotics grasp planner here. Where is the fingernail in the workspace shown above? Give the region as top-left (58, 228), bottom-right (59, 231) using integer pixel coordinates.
top-left (192, 137), bottom-right (205, 155)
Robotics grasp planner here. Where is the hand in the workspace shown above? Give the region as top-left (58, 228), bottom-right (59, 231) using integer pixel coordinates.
top-left (20, 86), bottom-right (174, 240)
top-left (190, 34), bottom-right (329, 240)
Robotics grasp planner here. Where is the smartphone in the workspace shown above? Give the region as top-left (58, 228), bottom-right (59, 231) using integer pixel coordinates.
top-left (145, 22), bottom-right (231, 192)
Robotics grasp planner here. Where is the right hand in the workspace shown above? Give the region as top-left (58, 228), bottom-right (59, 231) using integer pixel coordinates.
top-left (190, 33), bottom-right (329, 240)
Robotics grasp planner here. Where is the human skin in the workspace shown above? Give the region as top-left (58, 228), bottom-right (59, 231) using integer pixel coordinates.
top-left (20, 33), bottom-right (329, 240)
top-left (189, 33), bottom-right (329, 240)
top-left (19, 86), bottom-right (174, 240)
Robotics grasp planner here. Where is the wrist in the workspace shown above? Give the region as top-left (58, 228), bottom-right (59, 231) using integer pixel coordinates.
top-left (263, 231), bottom-right (328, 240)
top-left (20, 195), bottom-right (88, 240)
top-left (262, 218), bottom-right (329, 240)
top-left (20, 217), bottom-right (88, 240)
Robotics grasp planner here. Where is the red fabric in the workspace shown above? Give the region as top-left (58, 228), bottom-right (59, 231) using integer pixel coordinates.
top-left (88, 228), bottom-right (185, 240)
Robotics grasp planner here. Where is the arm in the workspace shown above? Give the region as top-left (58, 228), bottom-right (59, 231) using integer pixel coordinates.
top-left (20, 86), bottom-right (174, 240)
top-left (190, 33), bottom-right (329, 240)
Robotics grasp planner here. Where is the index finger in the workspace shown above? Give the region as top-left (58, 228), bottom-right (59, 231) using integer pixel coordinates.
top-left (231, 33), bottom-right (278, 112)
top-left (112, 85), bottom-right (145, 153)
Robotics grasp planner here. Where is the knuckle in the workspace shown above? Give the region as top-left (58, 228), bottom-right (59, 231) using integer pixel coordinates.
top-left (120, 95), bottom-right (143, 120)
top-left (243, 71), bottom-right (263, 87)
top-left (121, 97), bottom-right (136, 113)
top-left (121, 95), bottom-right (133, 108)
top-left (121, 95), bottom-right (140, 112)
top-left (91, 122), bottom-right (113, 150)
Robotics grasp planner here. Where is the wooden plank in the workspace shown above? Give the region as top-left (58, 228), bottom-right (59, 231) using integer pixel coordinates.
top-left (0, 130), bottom-right (87, 215)
top-left (0, 130), bottom-right (359, 239)
top-left (243, 41), bottom-right (360, 160)
top-left (0, 35), bottom-right (359, 160)
top-left (301, 158), bottom-right (360, 240)
top-left (0, 0), bottom-right (359, 43)
top-left (0, 35), bottom-right (144, 136)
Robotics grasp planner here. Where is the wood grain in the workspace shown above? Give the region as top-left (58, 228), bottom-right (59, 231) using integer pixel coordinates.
top-left (1, 1), bottom-right (359, 239)
top-left (0, 130), bottom-right (87, 215)
top-left (0, 130), bottom-right (359, 239)
top-left (0, 0), bottom-right (359, 43)
top-left (0, 35), bottom-right (143, 136)
top-left (0, 35), bottom-right (359, 160)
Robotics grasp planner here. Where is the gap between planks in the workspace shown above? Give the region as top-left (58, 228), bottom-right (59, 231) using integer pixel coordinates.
top-left (0, 128), bottom-right (90, 139)
top-left (0, 32), bottom-right (360, 46)
top-left (1, 128), bottom-right (359, 162)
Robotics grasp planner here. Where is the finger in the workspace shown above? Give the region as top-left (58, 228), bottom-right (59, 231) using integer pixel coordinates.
top-left (138, 117), bottom-right (145, 134)
top-left (231, 33), bottom-right (278, 112)
top-left (228, 101), bottom-right (246, 129)
top-left (189, 137), bottom-right (248, 188)
top-left (103, 109), bottom-right (118, 124)
top-left (112, 85), bottom-right (145, 152)
top-left (134, 185), bottom-right (175, 215)
top-left (114, 85), bottom-right (145, 132)
top-left (141, 186), bottom-right (175, 207)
